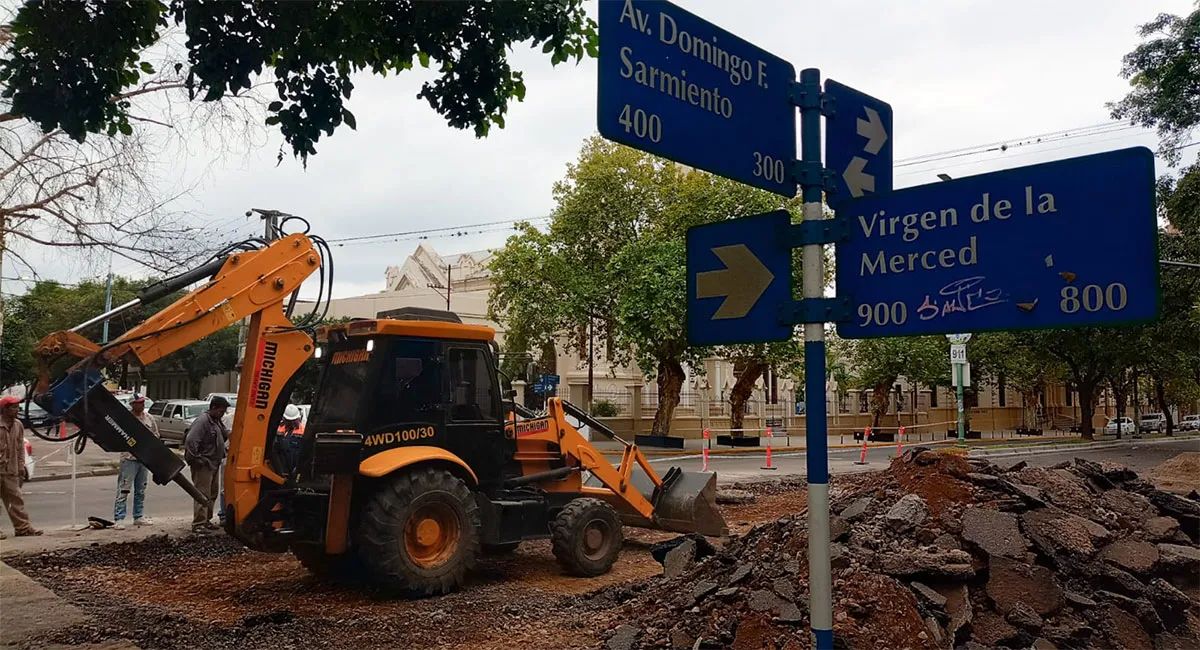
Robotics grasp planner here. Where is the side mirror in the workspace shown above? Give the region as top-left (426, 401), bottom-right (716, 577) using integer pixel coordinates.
top-left (504, 389), bottom-right (517, 400)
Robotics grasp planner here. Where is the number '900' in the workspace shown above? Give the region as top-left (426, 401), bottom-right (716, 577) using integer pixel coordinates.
top-left (858, 302), bottom-right (908, 327)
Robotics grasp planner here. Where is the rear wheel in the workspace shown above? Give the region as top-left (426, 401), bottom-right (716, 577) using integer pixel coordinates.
top-left (551, 498), bottom-right (622, 577)
top-left (356, 467), bottom-right (481, 596)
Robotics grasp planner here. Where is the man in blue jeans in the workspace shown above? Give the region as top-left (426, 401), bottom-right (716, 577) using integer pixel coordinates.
top-left (112, 395), bottom-right (158, 529)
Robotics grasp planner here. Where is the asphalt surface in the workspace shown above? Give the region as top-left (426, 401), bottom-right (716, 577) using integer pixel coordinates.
top-left (7, 438), bottom-right (1197, 535)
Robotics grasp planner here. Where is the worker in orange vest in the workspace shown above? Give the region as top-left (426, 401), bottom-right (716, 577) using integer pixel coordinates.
top-left (275, 404), bottom-right (305, 473)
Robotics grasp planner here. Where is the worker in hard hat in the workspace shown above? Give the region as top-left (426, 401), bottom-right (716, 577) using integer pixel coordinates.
top-left (275, 404), bottom-right (305, 473)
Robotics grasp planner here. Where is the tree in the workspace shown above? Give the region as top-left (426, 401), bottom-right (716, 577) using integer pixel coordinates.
top-left (1109, 6), bottom-right (1200, 166)
top-left (1, 1), bottom-right (597, 162)
top-left (489, 137), bottom-right (796, 434)
top-left (609, 237), bottom-right (705, 435)
top-left (0, 21), bottom-right (265, 344)
top-left (839, 335), bottom-right (946, 428)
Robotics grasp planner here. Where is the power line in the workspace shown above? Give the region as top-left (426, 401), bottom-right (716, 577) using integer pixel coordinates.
top-left (896, 123), bottom-right (1140, 169)
top-left (327, 216), bottom-right (551, 246)
top-left (895, 120), bottom-right (1128, 164)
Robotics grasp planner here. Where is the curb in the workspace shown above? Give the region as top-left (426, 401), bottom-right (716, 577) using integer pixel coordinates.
top-left (598, 434), bottom-right (1086, 457)
top-left (969, 434), bottom-right (1200, 458)
top-left (27, 467), bottom-right (119, 482)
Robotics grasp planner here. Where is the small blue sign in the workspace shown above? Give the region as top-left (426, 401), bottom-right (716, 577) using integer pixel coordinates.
top-left (824, 80), bottom-right (893, 206)
top-left (835, 147), bottom-right (1158, 338)
top-left (540, 374), bottom-right (560, 386)
top-left (598, 0), bottom-right (796, 196)
top-left (687, 210), bottom-right (793, 345)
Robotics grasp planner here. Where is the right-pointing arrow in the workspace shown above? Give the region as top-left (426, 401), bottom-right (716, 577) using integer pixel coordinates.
top-left (856, 107), bottom-right (888, 155)
top-left (843, 157), bottom-right (875, 198)
top-left (696, 244), bottom-right (775, 320)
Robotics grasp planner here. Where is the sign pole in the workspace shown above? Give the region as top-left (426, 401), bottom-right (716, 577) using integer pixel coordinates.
top-left (956, 363), bottom-right (966, 447)
top-left (798, 67), bottom-right (833, 650)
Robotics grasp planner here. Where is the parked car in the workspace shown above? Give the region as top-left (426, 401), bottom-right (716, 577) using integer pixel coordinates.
top-left (18, 401), bottom-right (55, 431)
top-left (204, 392), bottom-right (238, 408)
top-left (1180, 414), bottom-right (1200, 432)
top-left (1139, 413), bottom-right (1167, 433)
top-left (149, 399), bottom-right (210, 446)
top-left (23, 438), bottom-right (35, 480)
top-left (1104, 417), bottom-right (1136, 436)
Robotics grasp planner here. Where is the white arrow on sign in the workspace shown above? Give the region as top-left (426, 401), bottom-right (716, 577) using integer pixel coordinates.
top-left (856, 107), bottom-right (888, 155)
top-left (696, 244), bottom-right (775, 320)
top-left (843, 156), bottom-right (875, 198)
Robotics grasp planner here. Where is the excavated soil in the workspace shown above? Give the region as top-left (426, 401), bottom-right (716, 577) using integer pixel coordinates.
top-left (9, 481), bottom-right (810, 650)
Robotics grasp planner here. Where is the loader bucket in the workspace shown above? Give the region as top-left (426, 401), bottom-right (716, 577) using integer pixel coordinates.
top-left (621, 466), bottom-right (727, 537)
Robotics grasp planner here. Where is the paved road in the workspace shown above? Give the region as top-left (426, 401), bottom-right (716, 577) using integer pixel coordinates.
top-left (7, 438), bottom-right (1196, 535)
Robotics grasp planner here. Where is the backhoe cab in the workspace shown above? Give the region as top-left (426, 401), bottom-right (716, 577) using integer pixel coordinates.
top-left (284, 308), bottom-right (727, 594)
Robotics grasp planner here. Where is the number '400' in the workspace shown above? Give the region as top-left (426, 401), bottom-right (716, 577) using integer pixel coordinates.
top-left (619, 105), bottom-right (661, 142)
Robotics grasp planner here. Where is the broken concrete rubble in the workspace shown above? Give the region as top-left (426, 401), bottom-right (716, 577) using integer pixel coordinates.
top-left (607, 449), bottom-right (1199, 650)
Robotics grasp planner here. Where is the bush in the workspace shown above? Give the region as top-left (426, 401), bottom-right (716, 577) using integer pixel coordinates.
top-left (591, 399), bottom-right (619, 417)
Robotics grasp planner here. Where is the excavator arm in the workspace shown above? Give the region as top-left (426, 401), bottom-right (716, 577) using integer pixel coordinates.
top-left (32, 234), bottom-right (321, 515)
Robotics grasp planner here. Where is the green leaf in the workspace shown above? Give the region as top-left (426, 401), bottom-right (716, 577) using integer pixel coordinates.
top-left (542, 40), bottom-right (555, 53)
top-left (418, 51), bottom-right (430, 68)
top-left (267, 101), bottom-right (283, 112)
top-left (342, 108), bottom-right (357, 130)
top-left (139, 61), bottom-right (155, 74)
top-left (265, 115), bottom-right (281, 126)
top-left (118, 121), bottom-right (133, 136)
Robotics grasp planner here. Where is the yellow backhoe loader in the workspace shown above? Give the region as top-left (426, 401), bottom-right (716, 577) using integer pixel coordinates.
top-left (30, 229), bottom-right (726, 595)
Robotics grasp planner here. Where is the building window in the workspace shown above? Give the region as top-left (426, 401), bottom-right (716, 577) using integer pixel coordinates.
top-left (1065, 384), bottom-right (1074, 407)
top-left (930, 386), bottom-right (938, 408)
top-left (837, 391), bottom-right (849, 413)
top-left (998, 374), bottom-right (1007, 407)
top-left (859, 392), bottom-right (869, 413)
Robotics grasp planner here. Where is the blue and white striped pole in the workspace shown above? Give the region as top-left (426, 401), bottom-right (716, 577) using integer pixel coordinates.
top-left (798, 66), bottom-right (833, 650)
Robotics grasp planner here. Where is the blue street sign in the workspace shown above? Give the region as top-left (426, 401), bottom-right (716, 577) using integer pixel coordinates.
top-left (687, 210), bottom-right (793, 345)
top-left (835, 147), bottom-right (1158, 338)
top-left (598, 0), bottom-right (796, 196)
top-left (824, 80), bottom-right (892, 205)
top-left (540, 374), bottom-right (560, 386)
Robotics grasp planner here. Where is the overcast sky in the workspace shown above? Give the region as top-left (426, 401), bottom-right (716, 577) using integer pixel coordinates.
top-left (7, 0), bottom-right (1197, 301)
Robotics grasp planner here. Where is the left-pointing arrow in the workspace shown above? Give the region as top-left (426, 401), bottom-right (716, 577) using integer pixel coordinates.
top-left (843, 156), bottom-right (875, 198)
top-left (696, 244), bottom-right (775, 320)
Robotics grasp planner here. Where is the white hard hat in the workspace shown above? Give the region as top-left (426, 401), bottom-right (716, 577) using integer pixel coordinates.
top-left (283, 404), bottom-right (302, 421)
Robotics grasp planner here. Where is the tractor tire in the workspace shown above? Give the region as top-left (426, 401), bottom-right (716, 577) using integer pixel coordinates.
top-left (551, 498), bottom-right (623, 577)
top-left (355, 467), bottom-right (481, 596)
top-left (291, 545), bottom-right (363, 581)
top-left (482, 542), bottom-right (521, 555)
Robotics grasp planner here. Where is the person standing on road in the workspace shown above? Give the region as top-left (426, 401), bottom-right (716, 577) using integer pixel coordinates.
top-left (0, 396), bottom-right (43, 538)
top-left (184, 396), bottom-right (229, 534)
top-left (112, 395), bottom-right (158, 529)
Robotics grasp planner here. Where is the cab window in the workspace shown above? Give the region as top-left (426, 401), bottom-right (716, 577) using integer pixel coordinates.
top-left (148, 402), bottom-right (167, 416)
top-left (447, 347), bottom-right (497, 422)
top-left (374, 339), bottom-right (441, 426)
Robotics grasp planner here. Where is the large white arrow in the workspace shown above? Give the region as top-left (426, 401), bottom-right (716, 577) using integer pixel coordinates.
top-left (696, 244), bottom-right (774, 320)
top-left (856, 107), bottom-right (888, 155)
top-left (843, 157), bottom-right (875, 198)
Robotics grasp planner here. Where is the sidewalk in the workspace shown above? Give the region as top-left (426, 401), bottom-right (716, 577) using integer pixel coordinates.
top-left (0, 517), bottom-right (195, 560)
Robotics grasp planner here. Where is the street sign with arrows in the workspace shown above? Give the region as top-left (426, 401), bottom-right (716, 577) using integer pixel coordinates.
top-left (687, 210), bottom-right (793, 345)
top-left (824, 80), bottom-right (893, 205)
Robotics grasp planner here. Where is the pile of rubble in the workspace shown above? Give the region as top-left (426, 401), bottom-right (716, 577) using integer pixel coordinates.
top-left (595, 449), bottom-right (1200, 650)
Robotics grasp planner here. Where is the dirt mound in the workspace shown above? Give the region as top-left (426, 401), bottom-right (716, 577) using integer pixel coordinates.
top-left (595, 448), bottom-right (1200, 650)
top-left (1150, 452), bottom-right (1200, 495)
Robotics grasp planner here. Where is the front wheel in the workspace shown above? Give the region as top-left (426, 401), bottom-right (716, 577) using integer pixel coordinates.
top-left (551, 498), bottom-right (622, 577)
top-left (355, 467), bottom-right (481, 596)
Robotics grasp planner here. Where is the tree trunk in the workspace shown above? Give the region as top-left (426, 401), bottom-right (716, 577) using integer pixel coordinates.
top-left (1153, 374), bottom-right (1174, 436)
top-left (728, 360), bottom-right (766, 435)
top-left (1019, 389), bottom-right (1040, 430)
top-left (1077, 379), bottom-right (1098, 440)
top-left (1109, 378), bottom-right (1128, 439)
top-left (870, 377), bottom-right (896, 428)
top-left (651, 359), bottom-right (685, 436)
